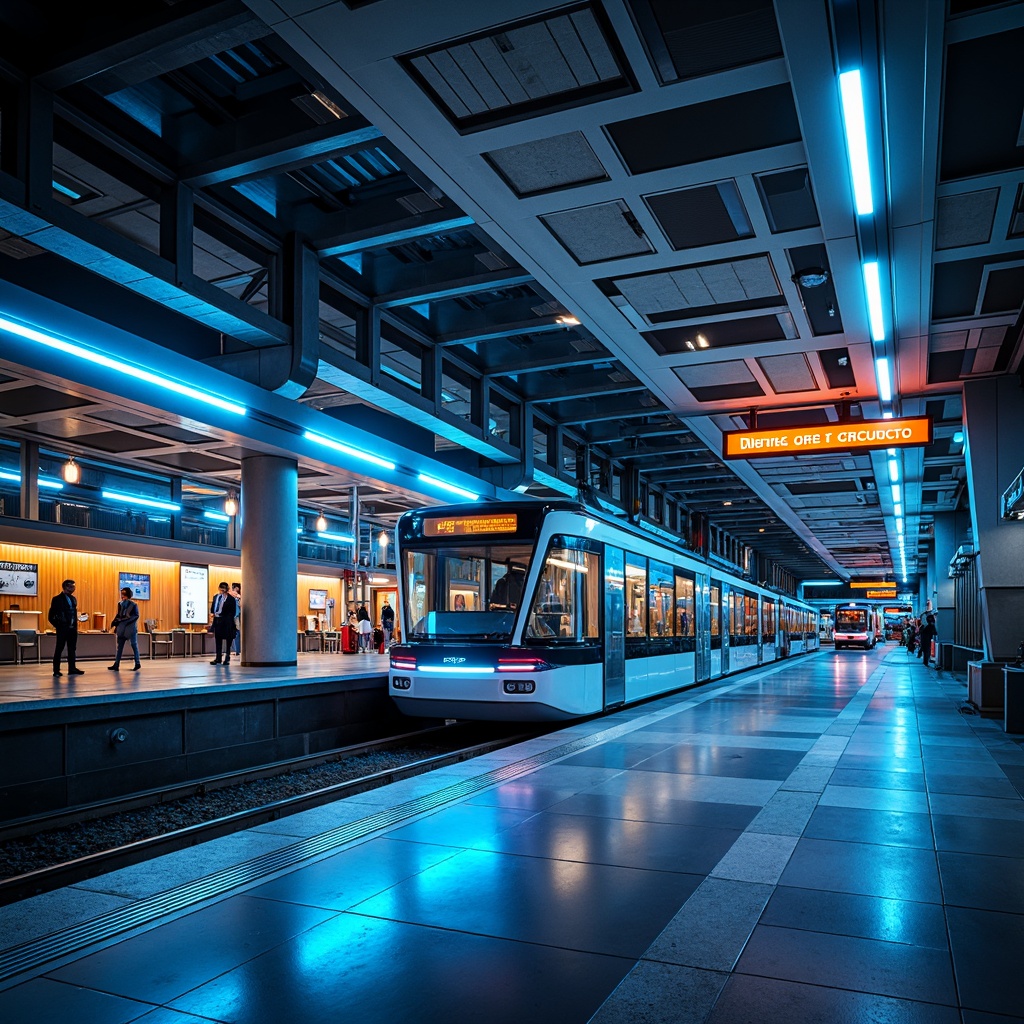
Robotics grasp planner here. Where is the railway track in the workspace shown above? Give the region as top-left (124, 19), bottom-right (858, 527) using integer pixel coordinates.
top-left (0, 721), bottom-right (544, 905)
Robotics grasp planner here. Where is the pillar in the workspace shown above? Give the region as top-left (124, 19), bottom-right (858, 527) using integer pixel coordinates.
top-left (240, 455), bottom-right (298, 666)
top-left (932, 510), bottom-right (971, 646)
top-left (962, 377), bottom-right (1024, 660)
top-left (19, 441), bottom-right (38, 521)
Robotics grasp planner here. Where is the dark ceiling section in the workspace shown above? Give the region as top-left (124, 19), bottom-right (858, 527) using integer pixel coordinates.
top-left (0, 0), bottom-right (1020, 589)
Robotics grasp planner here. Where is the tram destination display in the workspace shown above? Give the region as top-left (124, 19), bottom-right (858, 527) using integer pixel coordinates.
top-left (423, 513), bottom-right (518, 537)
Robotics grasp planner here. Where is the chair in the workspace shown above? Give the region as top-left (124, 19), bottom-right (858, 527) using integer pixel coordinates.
top-left (15, 629), bottom-right (40, 664)
top-left (144, 619), bottom-right (173, 659)
top-left (323, 630), bottom-right (339, 654)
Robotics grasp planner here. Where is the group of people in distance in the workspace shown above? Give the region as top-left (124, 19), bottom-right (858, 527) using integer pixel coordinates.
top-left (48, 579), bottom-right (393, 675)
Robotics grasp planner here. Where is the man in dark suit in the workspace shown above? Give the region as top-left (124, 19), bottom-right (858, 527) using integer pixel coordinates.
top-left (48, 579), bottom-right (85, 676)
top-left (209, 581), bottom-right (237, 666)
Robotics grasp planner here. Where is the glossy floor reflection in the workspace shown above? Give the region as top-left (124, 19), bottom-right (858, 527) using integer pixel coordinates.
top-left (1, 646), bottom-right (1023, 1023)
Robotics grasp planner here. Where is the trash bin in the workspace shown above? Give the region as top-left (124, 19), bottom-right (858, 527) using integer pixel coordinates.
top-left (1005, 667), bottom-right (1024, 733)
top-left (968, 661), bottom-right (1005, 711)
top-left (92, 612), bottom-right (106, 631)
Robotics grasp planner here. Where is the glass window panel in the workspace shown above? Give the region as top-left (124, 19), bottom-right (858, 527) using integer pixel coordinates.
top-left (626, 556), bottom-right (647, 635)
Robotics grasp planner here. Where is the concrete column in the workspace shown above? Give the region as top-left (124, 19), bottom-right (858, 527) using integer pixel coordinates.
top-left (19, 441), bottom-right (39, 521)
top-left (963, 377), bottom-right (1024, 659)
top-left (240, 455), bottom-right (298, 666)
top-left (932, 510), bottom-right (971, 645)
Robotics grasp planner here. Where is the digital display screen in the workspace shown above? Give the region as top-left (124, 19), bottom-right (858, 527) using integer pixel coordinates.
top-left (424, 514), bottom-right (518, 537)
top-left (119, 571), bottom-right (151, 600)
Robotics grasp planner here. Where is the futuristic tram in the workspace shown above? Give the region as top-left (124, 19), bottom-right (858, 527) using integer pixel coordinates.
top-left (388, 502), bottom-right (820, 721)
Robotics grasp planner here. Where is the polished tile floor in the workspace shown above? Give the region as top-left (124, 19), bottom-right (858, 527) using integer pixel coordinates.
top-left (1, 646), bottom-right (1022, 1023)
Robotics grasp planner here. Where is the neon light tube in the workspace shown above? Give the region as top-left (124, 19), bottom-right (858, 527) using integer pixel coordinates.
top-left (894, 503), bottom-right (903, 518)
top-left (303, 431), bottom-right (396, 472)
top-left (890, 484), bottom-right (901, 505)
top-left (875, 355), bottom-right (892, 403)
top-left (102, 490), bottom-right (180, 512)
top-left (839, 69), bottom-right (873, 216)
top-left (318, 531), bottom-right (355, 544)
top-left (204, 510), bottom-right (230, 523)
top-left (888, 459), bottom-right (899, 483)
top-left (804, 580), bottom-right (842, 586)
top-left (416, 473), bottom-right (479, 501)
top-left (0, 470), bottom-right (63, 490)
top-left (864, 264), bottom-right (886, 342)
top-left (547, 556), bottom-right (589, 573)
top-left (896, 519), bottom-right (904, 535)
top-left (0, 314), bottom-right (247, 416)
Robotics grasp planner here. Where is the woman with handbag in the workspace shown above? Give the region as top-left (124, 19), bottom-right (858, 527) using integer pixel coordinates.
top-left (109, 587), bottom-right (142, 671)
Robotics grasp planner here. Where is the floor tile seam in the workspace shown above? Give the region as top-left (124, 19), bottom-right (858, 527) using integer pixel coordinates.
top-left (737, 916), bottom-right (952, 952)
top-left (724, 964), bottom-right (960, 1008)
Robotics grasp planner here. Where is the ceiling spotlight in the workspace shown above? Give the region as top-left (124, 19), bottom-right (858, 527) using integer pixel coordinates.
top-left (315, 510), bottom-right (328, 533)
top-left (723, 500), bottom-right (732, 506)
top-left (61, 457), bottom-right (81, 485)
top-left (696, 333), bottom-right (710, 348)
top-left (792, 267), bottom-right (829, 288)
top-left (224, 491), bottom-right (239, 517)
top-left (556, 314), bottom-right (580, 326)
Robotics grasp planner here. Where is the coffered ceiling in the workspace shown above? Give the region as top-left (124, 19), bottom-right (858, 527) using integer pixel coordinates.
top-left (0, 0), bottom-right (1020, 582)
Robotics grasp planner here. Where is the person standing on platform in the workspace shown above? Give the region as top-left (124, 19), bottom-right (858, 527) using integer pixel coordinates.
top-left (356, 602), bottom-right (371, 653)
top-left (230, 582), bottom-right (242, 657)
top-left (108, 587), bottom-right (141, 671)
top-left (209, 581), bottom-right (237, 666)
top-left (919, 614), bottom-right (938, 667)
top-left (48, 579), bottom-right (84, 677)
top-left (380, 599), bottom-right (395, 648)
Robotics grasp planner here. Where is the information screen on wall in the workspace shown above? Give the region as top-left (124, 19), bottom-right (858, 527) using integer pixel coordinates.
top-left (119, 572), bottom-right (151, 600)
top-left (0, 561), bottom-right (38, 596)
top-left (180, 564), bottom-right (209, 625)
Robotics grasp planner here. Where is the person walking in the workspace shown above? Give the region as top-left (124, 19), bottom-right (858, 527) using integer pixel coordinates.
top-left (108, 587), bottom-right (141, 671)
top-left (48, 579), bottom-right (84, 676)
top-left (209, 581), bottom-right (238, 666)
top-left (380, 599), bottom-right (395, 648)
top-left (919, 614), bottom-right (938, 667)
top-left (230, 582), bottom-right (242, 657)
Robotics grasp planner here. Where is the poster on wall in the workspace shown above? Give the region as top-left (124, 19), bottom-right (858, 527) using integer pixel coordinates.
top-left (119, 572), bottom-right (151, 601)
top-left (180, 564), bottom-right (209, 625)
top-left (0, 561), bottom-right (38, 596)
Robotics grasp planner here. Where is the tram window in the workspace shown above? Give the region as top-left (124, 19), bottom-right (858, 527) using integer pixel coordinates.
top-left (710, 584), bottom-right (720, 637)
top-left (674, 574), bottom-right (694, 636)
top-left (648, 560), bottom-right (673, 636)
top-left (524, 544), bottom-right (599, 641)
top-left (625, 556), bottom-right (647, 636)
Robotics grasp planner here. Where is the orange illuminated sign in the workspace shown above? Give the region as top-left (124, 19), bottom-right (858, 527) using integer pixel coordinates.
top-left (723, 416), bottom-right (932, 460)
top-left (866, 590), bottom-right (898, 599)
top-left (851, 581), bottom-right (895, 590)
top-left (424, 514), bottom-right (518, 537)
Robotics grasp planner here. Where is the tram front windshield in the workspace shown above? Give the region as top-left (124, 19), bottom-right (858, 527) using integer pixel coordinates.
top-left (402, 542), bottom-right (533, 640)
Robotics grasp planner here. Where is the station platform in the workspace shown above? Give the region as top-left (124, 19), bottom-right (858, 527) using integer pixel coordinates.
top-left (1, 647), bottom-right (1023, 1023)
top-left (0, 653), bottom-right (395, 826)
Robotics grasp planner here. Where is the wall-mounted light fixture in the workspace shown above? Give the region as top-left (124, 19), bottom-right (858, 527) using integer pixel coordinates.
top-left (315, 510), bottom-right (328, 533)
top-left (61, 457), bottom-right (81, 484)
top-left (224, 491), bottom-right (239, 517)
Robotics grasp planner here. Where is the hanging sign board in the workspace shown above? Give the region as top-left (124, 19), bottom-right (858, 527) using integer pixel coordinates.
top-left (851, 581), bottom-right (895, 590)
top-left (723, 416), bottom-right (932, 460)
top-left (866, 589), bottom-right (898, 599)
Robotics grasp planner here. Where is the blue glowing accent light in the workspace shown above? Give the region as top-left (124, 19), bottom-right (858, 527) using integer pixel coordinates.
top-left (803, 580), bottom-right (842, 586)
top-left (416, 473), bottom-right (479, 501)
top-left (102, 490), bottom-right (181, 512)
top-left (204, 510), bottom-right (231, 523)
top-left (953, 430), bottom-right (964, 444)
top-left (52, 180), bottom-right (82, 200)
top-left (303, 431), bottom-right (396, 471)
top-left (318, 531), bottom-right (355, 544)
top-left (838, 69), bottom-right (874, 216)
top-left (864, 263), bottom-right (886, 342)
top-left (0, 314), bottom-right (247, 416)
top-left (875, 355), bottom-right (892, 402)
top-left (0, 470), bottom-right (63, 490)
top-left (888, 458), bottom-right (899, 483)
top-left (890, 483), bottom-right (901, 505)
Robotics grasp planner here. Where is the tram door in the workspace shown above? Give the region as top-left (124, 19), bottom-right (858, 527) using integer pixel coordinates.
top-left (720, 581), bottom-right (731, 675)
top-left (603, 546), bottom-right (625, 707)
top-left (695, 571), bottom-right (710, 682)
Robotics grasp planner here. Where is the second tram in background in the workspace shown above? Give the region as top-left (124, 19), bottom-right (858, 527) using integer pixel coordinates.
top-left (388, 501), bottom-right (820, 721)
top-left (833, 601), bottom-right (883, 650)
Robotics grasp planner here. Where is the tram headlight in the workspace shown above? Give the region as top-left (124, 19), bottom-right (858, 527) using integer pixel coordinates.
top-left (503, 680), bottom-right (535, 694)
top-left (392, 676), bottom-right (411, 690)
